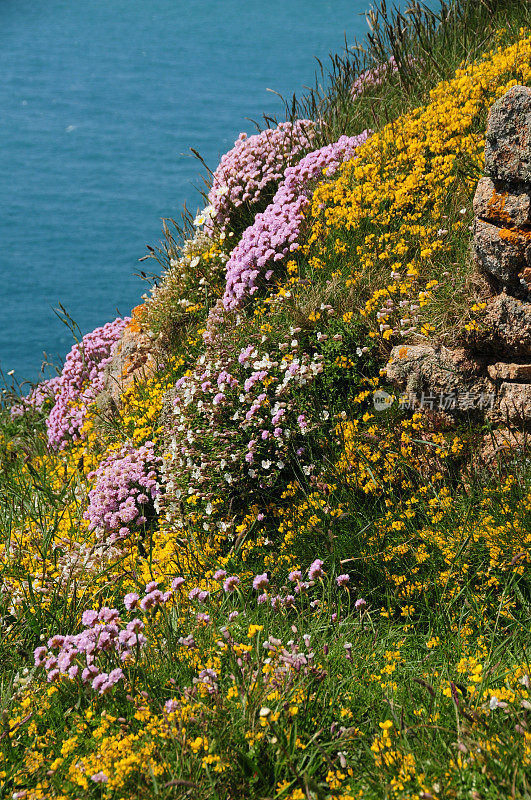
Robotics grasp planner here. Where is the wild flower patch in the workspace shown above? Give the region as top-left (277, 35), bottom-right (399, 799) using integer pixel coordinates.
top-left (2, 8), bottom-right (531, 798)
top-left (223, 132), bottom-right (371, 309)
top-left (307, 33), bottom-right (531, 343)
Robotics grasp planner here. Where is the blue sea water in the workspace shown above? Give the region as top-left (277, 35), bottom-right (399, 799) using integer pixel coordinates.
top-left (1, 0), bottom-right (372, 385)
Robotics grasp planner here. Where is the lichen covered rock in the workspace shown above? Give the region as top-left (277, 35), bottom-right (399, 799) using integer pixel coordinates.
top-left (485, 84), bottom-right (531, 183)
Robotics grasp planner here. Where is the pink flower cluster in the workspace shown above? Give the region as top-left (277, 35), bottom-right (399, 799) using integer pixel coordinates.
top-left (33, 579), bottom-right (186, 694)
top-left (84, 441), bottom-right (162, 541)
top-left (350, 56), bottom-right (416, 99)
top-left (223, 132), bottom-right (371, 309)
top-left (46, 317), bottom-right (129, 449)
top-left (204, 120), bottom-right (316, 232)
top-left (33, 606), bottom-right (145, 693)
top-left (10, 375), bottom-right (61, 418)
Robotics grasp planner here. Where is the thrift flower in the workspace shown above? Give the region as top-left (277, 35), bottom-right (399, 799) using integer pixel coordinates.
top-left (253, 573), bottom-right (269, 591)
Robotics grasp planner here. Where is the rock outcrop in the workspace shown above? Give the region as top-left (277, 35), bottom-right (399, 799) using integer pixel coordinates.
top-left (473, 85), bottom-right (531, 295)
top-left (102, 305), bottom-right (159, 406)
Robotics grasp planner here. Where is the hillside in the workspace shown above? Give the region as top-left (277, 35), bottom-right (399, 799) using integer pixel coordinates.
top-left (2, 2), bottom-right (531, 798)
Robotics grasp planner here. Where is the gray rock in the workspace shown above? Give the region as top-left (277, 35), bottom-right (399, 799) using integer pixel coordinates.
top-left (465, 293), bottom-right (531, 358)
top-left (485, 85), bottom-right (531, 183)
top-left (498, 382), bottom-right (531, 422)
top-left (474, 218), bottom-right (526, 284)
top-left (487, 362), bottom-right (531, 381)
top-left (473, 176), bottom-right (531, 227)
top-left (386, 344), bottom-right (490, 403)
top-left (479, 430), bottom-right (528, 465)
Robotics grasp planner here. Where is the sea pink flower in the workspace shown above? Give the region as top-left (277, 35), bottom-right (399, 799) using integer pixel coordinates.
top-left (124, 593), bottom-right (140, 611)
top-left (308, 559), bottom-right (325, 581)
top-left (91, 772), bottom-right (109, 784)
top-left (223, 575), bottom-right (240, 593)
top-left (253, 573), bottom-right (269, 591)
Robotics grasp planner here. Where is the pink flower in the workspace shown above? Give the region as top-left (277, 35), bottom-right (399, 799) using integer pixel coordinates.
top-left (253, 573), bottom-right (269, 591)
top-left (223, 575), bottom-right (240, 593)
top-left (308, 559), bottom-right (325, 581)
top-left (91, 673), bottom-right (107, 692)
top-left (336, 574), bottom-right (350, 587)
top-left (124, 592), bottom-right (140, 611)
top-left (34, 647), bottom-right (48, 667)
top-left (81, 611), bottom-right (98, 627)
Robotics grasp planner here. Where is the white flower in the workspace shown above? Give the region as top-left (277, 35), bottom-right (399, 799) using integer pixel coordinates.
top-left (261, 460), bottom-right (271, 470)
top-left (193, 205), bottom-right (215, 227)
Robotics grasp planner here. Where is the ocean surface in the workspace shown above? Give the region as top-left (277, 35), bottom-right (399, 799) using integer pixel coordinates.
top-left (1, 0), bottom-right (372, 385)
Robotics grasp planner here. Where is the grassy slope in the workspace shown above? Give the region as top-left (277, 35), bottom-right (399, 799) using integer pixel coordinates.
top-left (1, 2), bottom-right (531, 798)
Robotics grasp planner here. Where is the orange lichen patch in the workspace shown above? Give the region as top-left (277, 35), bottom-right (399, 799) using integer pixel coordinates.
top-left (486, 187), bottom-right (512, 225)
top-left (499, 227), bottom-right (526, 245)
top-left (127, 304), bottom-right (148, 334)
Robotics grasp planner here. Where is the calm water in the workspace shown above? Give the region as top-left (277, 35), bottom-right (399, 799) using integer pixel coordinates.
top-left (1, 0), bottom-right (371, 384)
